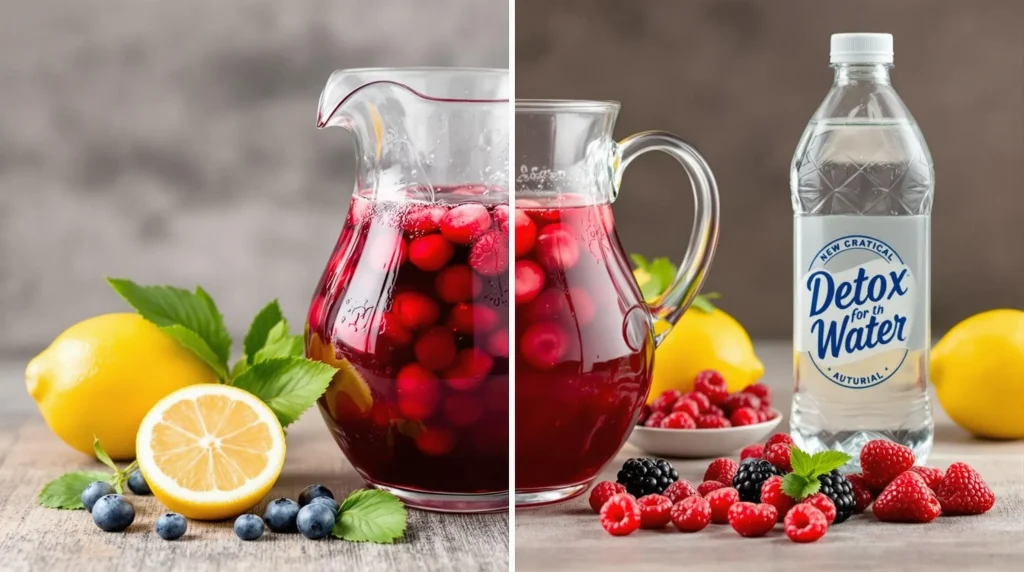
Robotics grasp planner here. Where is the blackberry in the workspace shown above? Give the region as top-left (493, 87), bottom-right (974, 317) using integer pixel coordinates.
top-left (731, 459), bottom-right (782, 503)
top-left (817, 470), bottom-right (855, 523)
top-left (616, 458), bottom-right (678, 497)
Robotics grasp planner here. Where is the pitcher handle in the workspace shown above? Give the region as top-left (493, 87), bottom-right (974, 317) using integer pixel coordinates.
top-left (614, 131), bottom-right (721, 345)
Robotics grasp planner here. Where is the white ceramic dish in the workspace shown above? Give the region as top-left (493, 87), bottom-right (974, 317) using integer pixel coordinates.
top-left (627, 412), bottom-right (783, 459)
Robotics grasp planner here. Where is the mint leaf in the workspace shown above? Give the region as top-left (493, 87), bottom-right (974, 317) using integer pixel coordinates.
top-left (106, 278), bottom-right (232, 367)
top-left (92, 437), bottom-right (117, 473)
top-left (231, 357), bottom-right (337, 427)
top-left (629, 253), bottom-right (649, 269)
top-left (230, 357), bottom-right (249, 379)
top-left (38, 471), bottom-right (112, 509)
top-left (789, 446), bottom-right (815, 476)
top-left (332, 489), bottom-right (406, 543)
top-left (244, 300), bottom-right (285, 364)
top-left (689, 292), bottom-right (721, 313)
top-left (808, 450), bottom-right (853, 478)
top-left (780, 473), bottom-right (820, 501)
top-left (161, 325), bottom-right (228, 380)
top-left (254, 322), bottom-right (304, 362)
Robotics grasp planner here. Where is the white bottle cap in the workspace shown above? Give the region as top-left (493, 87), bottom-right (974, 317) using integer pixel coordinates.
top-left (830, 33), bottom-right (893, 64)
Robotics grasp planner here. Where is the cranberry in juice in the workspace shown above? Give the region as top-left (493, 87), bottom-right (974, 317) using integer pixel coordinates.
top-left (515, 199), bottom-right (654, 495)
top-left (307, 187), bottom-right (509, 498)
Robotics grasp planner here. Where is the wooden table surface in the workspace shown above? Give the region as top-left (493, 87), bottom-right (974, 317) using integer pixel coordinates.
top-left (515, 341), bottom-right (1024, 572)
top-left (0, 362), bottom-right (509, 572)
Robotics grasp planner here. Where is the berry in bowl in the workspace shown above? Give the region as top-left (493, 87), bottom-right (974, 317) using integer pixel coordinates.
top-left (628, 372), bottom-right (782, 458)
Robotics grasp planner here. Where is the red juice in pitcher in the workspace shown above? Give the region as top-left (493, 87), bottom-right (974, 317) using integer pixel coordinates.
top-left (514, 198), bottom-right (654, 497)
top-left (307, 186), bottom-right (509, 508)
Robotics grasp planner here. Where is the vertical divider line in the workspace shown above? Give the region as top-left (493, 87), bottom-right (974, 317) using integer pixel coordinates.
top-left (507, 0), bottom-right (517, 566)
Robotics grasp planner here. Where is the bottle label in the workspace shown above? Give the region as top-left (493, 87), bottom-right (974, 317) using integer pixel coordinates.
top-left (795, 217), bottom-right (929, 389)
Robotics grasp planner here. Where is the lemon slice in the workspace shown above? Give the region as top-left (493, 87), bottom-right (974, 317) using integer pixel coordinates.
top-left (136, 384), bottom-right (286, 520)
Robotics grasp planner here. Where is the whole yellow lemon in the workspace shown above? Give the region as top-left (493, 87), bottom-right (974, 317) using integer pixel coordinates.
top-left (26, 313), bottom-right (217, 460)
top-left (931, 309), bottom-right (1024, 440)
top-left (647, 300), bottom-right (764, 403)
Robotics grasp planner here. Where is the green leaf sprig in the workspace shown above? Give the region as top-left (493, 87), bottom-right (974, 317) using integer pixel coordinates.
top-left (332, 489), bottom-right (407, 544)
top-left (780, 446), bottom-right (853, 501)
top-left (37, 438), bottom-right (138, 509)
top-left (105, 278), bottom-right (335, 428)
top-left (630, 254), bottom-right (719, 312)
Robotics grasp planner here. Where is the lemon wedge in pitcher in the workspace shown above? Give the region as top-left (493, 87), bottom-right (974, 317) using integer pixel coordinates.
top-left (136, 384), bottom-right (286, 520)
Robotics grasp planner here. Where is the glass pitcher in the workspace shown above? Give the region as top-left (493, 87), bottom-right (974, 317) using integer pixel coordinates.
top-left (306, 68), bottom-right (510, 513)
top-left (514, 100), bottom-right (720, 506)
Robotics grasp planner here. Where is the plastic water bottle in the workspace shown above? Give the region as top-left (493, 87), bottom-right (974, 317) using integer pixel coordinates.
top-left (791, 33), bottom-right (934, 465)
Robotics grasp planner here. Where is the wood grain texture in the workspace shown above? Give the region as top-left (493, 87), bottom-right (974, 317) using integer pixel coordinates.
top-left (0, 364), bottom-right (508, 572)
top-left (515, 342), bottom-right (1024, 572)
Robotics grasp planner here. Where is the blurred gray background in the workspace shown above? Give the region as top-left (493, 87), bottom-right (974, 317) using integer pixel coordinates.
top-left (518, 0), bottom-right (1023, 337)
top-left (0, 0), bottom-right (508, 355)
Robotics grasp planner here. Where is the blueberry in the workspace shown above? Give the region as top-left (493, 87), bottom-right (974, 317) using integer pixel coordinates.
top-left (263, 498), bottom-right (300, 533)
top-left (309, 495), bottom-right (340, 516)
top-left (298, 484), bottom-right (334, 506)
top-left (155, 512), bottom-right (187, 540)
top-left (91, 495), bottom-right (135, 532)
top-left (126, 470), bottom-right (151, 495)
top-left (233, 514), bottom-right (264, 541)
top-left (296, 503), bottom-right (335, 540)
top-left (81, 481), bottom-right (115, 512)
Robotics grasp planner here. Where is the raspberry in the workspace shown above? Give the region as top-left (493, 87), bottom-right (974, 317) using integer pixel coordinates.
top-left (589, 480), bottom-right (626, 511)
top-left (415, 427), bottom-right (455, 456)
top-left (513, 208), bottom-right (537, 257)
top-left (519, 321), bottom-right (568, 370)
top-left (760, 476), bottom-right (794, 522)
top-left (567, 287), bottom-right (596, 326)
top-left (442, 393), bottom-right (483, 428)
top-left (860, 439), bottom-right (916, 492)
top-left (599, 493), bottom-right (641, 536)
top-left (693, 370), bottom-right (728, 405)
top-left (392, 291), bottom-right (440, 331)
top-left (671, 495), bottom-right (712, 532)
top-left (485, 328), bottom-right (509, 358)
top-left (663, 480), bottom-right (699, 505)
top-left (395, 364), bottom-right (440, 421)
top-left (801, 493), bottom-right (836, 525)
top-left (681, 391), bottom-right (711, 413)
top-left (671, 399), bottom-right (701, 419)
top-left (696, 415), bottom-right (731, 429)
top-left (492, 204), bottom-right (509, 226)
top-left (408, 234), bottom-right (455, 271)
top-left (514, 260), bottom-right (546, 305)
top-left (704, 458), bottom-right (739, 485)
top-left (758, 406), bottom-right (776, 422)
top-left (722, 392), bottom-right (761, 415)
top-left (651, 390), bottom-right (683, 414)
top-left (447, 303), bottom-right (498, 336)
top-left (698, 480), bottom-right (727, 497)
top-left (742, 383), bottom-right (772, 407)
top-left (845, 473), bottom-right (874, 513)
top-left (435, 264), bottom-right (480, 304)
top-left (637, 494), bottom-right (673, 529)
top-left (730, 407), bottom-right (760, 427)
top-left (764, 433), bottom-right (795, 450)
top-left (909, 466), bottom-right (945, 493)
top-left (727, 502), bottom-right (777, 537)
top-left (413, 326), bottom-right (457, 371)
top-left (764, 443), bottom-right (793, 473)
top-left (644, 411), bottom-right (667, 428)
top-left (935, 462), bottom-right (996, 516)
top-left (588, 481), bottom-right (626, 513)
top-left (535, 223), bottom-right (580, 270)
top-left (637, 404), bottom-right (652, 426)
top-left (740, 444), bottom-right (764, 461)
top-left (440, 203), bottom-right (492, 244)
top-left (380, 312), bottom-right (413, 345)
top-left (784, 504), bottom-right (827, 543)
top-left (660, 412), bottom-right (696, 429)
top-left (469, 230), bottom-right (509, 276)
top-left (872, 471), bottom-right (941, 523)
top-left (706, 404), bottom-right (726, 418)
top-left (705, 487), bottom-right (739, 524)
top-left (442, 348), bottom-right (494, 391)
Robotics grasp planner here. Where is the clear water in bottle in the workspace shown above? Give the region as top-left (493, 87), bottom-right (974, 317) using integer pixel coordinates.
top-left (791, 34), bottom-right (934, 466)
